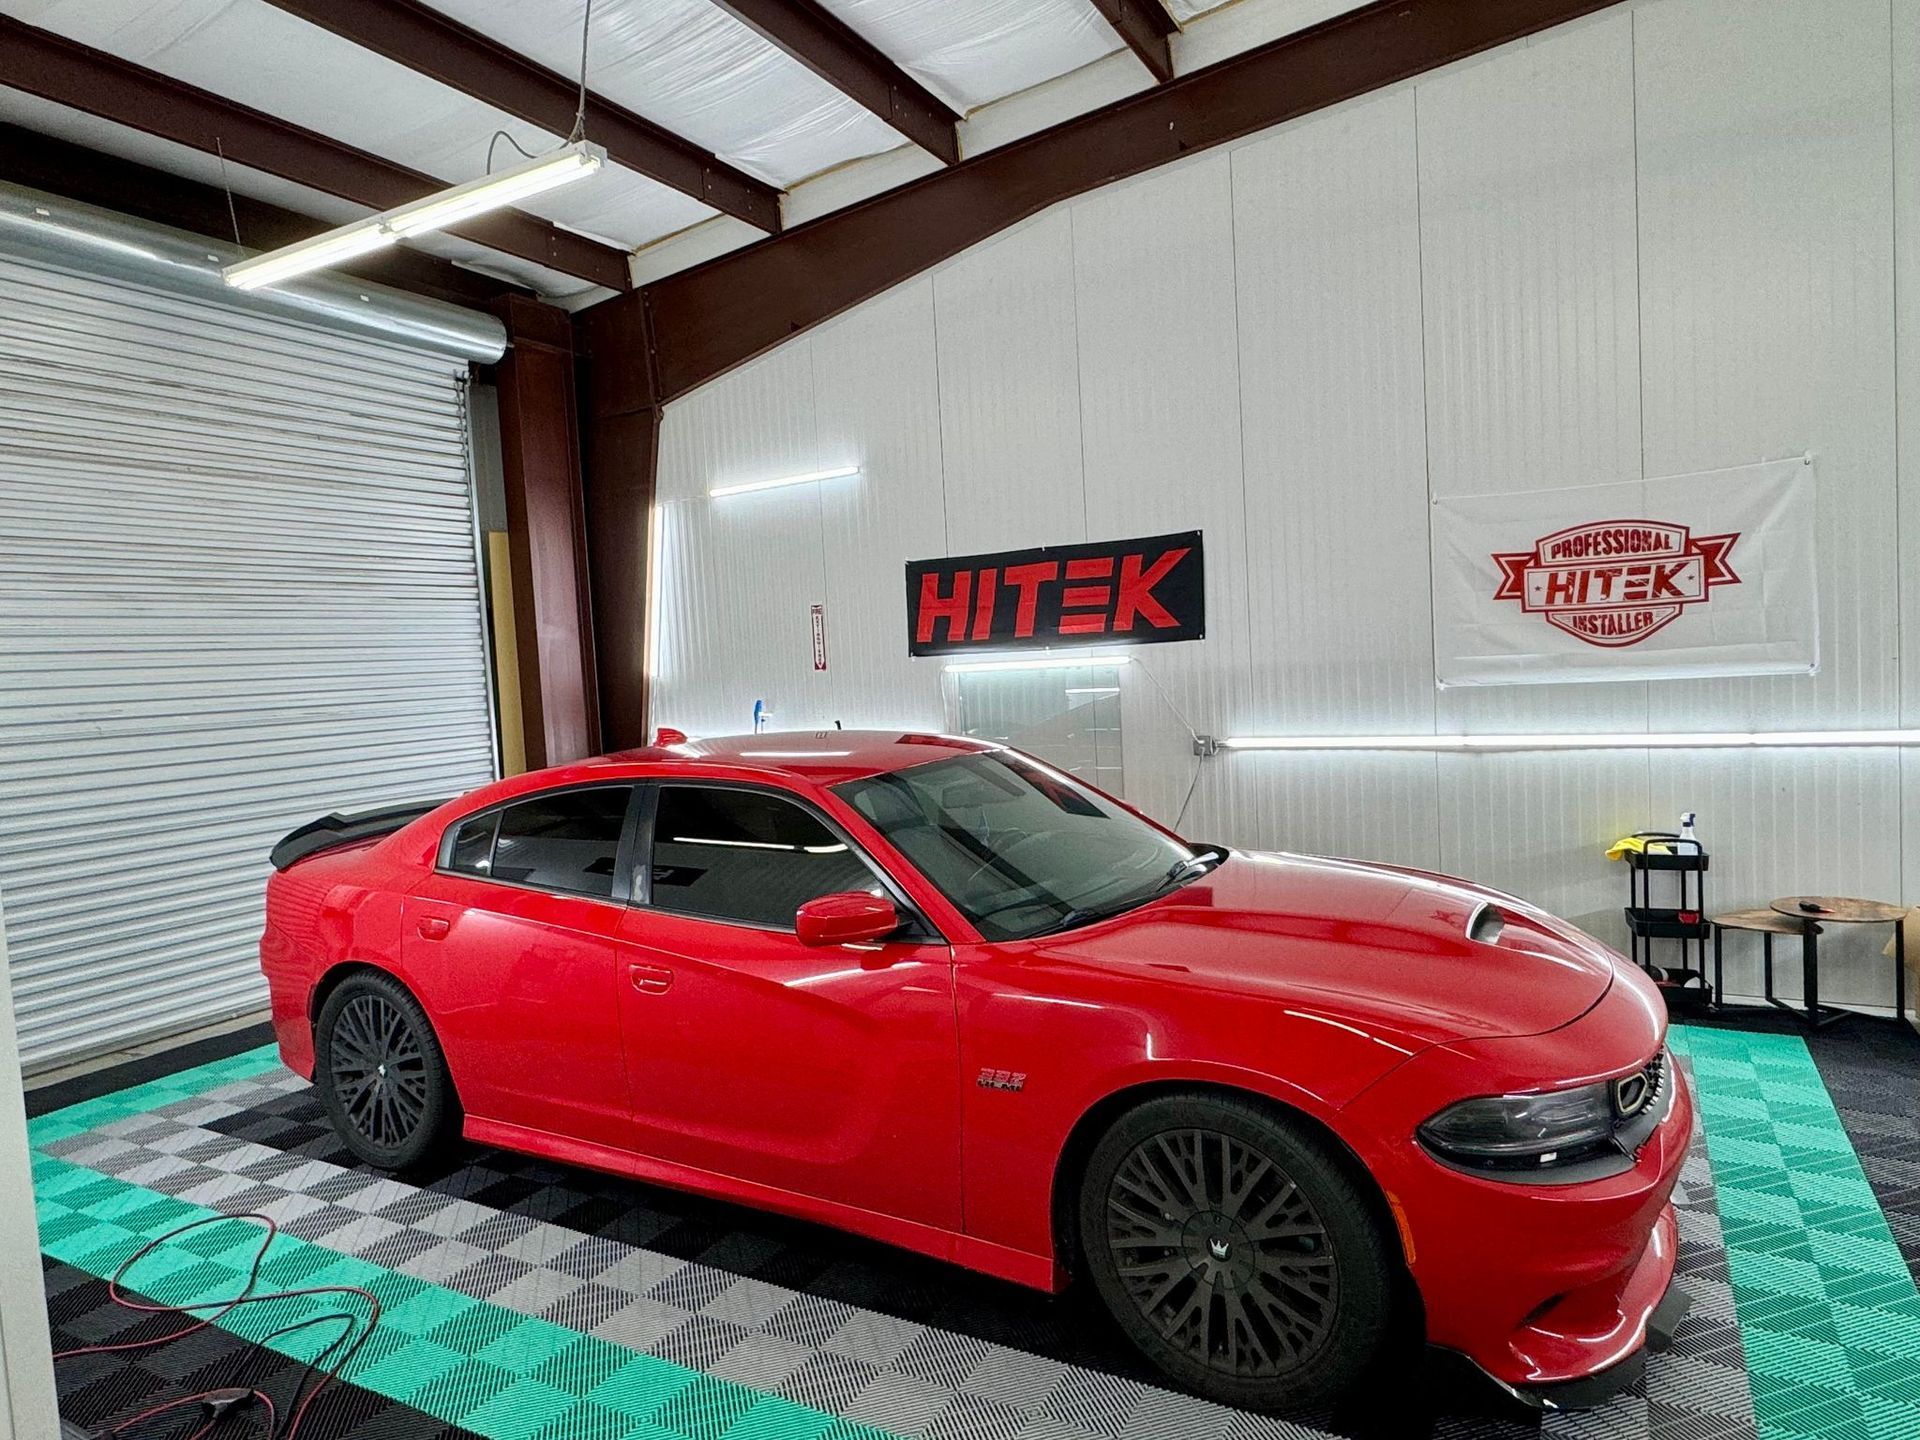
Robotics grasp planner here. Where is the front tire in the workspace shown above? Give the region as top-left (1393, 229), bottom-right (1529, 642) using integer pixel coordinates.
top-left (315, 972), bottom-right (457, 1171)
top-left (1077, 1094), bottom-right (1395, 1411)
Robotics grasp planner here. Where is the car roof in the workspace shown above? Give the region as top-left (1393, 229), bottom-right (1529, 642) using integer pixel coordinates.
top-left (599, 729), bottom-right (999, 786)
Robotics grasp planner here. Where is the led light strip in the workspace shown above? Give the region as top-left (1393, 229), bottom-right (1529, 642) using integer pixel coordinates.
top-left (943, 654), bottom-right (1135, 674)
top-left (1216, 729), bottom-right (1920, 753)
top-left (709, 465), bottom-right (861, 498)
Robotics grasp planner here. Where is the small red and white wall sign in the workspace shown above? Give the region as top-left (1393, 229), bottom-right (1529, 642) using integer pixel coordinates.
top-left (810, 604), bottom-right (827, 671)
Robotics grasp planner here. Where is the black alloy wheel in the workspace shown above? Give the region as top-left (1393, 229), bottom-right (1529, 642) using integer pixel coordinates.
top-left (1079, 1095), bottom-right (1394, 1410)
top-left (315, 972), bottom-right (456, 1171)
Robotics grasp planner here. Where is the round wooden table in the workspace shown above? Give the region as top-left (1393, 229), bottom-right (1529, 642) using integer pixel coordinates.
top-left (1767, 896), bottom-right (1908, 1026)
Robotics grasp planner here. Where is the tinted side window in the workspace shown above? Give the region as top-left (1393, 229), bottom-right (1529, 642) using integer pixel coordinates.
top-left (446, 812), bottom-right (498, 876)
top-left (650, 786), bottom-right (877, 928)
top-left (487, 787), bottom-right (633, 899)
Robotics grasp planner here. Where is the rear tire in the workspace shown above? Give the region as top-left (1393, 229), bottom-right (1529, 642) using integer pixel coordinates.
top-left (314, 972), bottom-right (458, 1172)
top-left (1077, 1093), bottom-right (1394, 1411)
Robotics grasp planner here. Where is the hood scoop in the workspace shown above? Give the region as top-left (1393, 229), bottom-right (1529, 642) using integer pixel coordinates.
top-left (1466, 902), bottom-right (1506, 945)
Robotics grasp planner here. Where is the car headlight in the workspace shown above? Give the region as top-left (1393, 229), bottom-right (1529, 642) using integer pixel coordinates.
top-left (1417, 1051), bottom-right (1670, 1181)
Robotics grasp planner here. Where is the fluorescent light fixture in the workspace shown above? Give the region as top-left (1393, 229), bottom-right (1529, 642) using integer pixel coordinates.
top-left (224, 141), bottom-right (604, 291)
top-left (223, 221), bottom-right (394, 291)
top-left (383, 142), bottom-right (603, 236)
top-left (944, 654), bottom-right (1134, 674)
top-left (1218, 729), bottom-right (1920, 753)
top-left (709, 465), bottom-right (861, 498)
top-left (1064, 687), bottom-right (1121, 696)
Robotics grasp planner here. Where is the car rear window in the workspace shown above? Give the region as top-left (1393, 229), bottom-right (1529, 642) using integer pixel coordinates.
top-left (454, 787), bottom-right (632, 899)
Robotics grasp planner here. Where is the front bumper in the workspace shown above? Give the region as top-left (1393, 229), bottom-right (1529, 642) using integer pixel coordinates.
top-left (1340, 980), bottom-right (1693, 1391)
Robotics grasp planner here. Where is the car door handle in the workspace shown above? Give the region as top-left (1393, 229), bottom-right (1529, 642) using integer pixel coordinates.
top-left (629, 963), bottom-right (673, 995)
top-left (417, 917), bottom-right (450, 940)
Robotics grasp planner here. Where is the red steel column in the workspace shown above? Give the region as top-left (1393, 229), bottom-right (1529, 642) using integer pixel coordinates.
top-left (575, 295), bottom-right (662, 752)
top-left (493, 296), bottom-right (600, 766)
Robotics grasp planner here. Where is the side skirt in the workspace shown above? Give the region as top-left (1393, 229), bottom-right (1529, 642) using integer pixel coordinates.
top-left (462, 1114), bottom-right (1059, 1292)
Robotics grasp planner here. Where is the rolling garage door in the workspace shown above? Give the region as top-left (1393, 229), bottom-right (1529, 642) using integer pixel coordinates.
top-left (0, 254), bottom-right (499, 1071)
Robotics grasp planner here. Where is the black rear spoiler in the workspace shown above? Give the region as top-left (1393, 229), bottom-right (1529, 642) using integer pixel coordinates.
top-left (270, 799), bottom-right (450, 872)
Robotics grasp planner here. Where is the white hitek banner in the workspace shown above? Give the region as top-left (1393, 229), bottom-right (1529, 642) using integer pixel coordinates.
top-left (1431, 457), bottom-right (1817, 687)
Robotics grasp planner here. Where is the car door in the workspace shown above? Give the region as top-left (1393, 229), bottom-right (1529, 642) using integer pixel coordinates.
top-left (618, 780), bottom-right (962, 1233)
top-left (406, 783), bottom-right (640, 1152)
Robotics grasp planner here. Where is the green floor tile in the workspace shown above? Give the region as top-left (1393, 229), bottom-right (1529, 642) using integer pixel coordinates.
top-left (649, 1375), bottom-right (760, 1439)
top-left (586, 1358), bottom-right (700, 1420)
top-left (722, 1395), bottom-right (840, 1440)
top-left (1677, 1025), bottom-right (1920, 1439)
top-left (459, 1378), bottom-right (579, 1440)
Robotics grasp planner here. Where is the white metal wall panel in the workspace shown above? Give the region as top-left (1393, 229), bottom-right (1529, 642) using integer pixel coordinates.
top-left (931, 213), bottom-right (1089, 555)
top-left (1231, 92), bottom-right (1431, 737)
top-left (810, 281), bottom-right (950, 729)
top-left (1898, 0), bottom-right (1920, 729)
top-left (1897, 0), bottom-right (1918, 989)
top-left (0, 255), bottom-right (495, 1070)
top-left (652, 342), bottom-right (832, 735)
top-left (650, 0), bottom-right (1914, 1006)
top-left (1418, 13), bottom-right (1649, 735)
top-left (1635, 0), bottom-right (1899, 731)
top-left (1224, 752), bottom-right (1442, 873)
top-left (1436, 751), bottom-right (1652, 954)
top-left (1071, 155), bottom-right (1251, 829)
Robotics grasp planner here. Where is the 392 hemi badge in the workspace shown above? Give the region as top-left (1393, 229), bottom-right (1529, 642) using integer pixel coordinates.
top-left (1491, 520), bottom-right (1741, 649)
top-left (976, 1068), bottom-right (1026, 1092)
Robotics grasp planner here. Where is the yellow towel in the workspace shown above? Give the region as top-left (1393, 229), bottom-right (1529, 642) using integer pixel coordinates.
top-left (1605, 834), bottom-right (1680, 861)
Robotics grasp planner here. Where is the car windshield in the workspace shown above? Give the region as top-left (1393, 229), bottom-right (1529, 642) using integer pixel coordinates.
top-left (835, 751), bottom-right (1211, 940)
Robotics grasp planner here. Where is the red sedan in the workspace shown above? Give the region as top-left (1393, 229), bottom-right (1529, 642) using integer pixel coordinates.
top-left (261, 731), bottom-right (1689, 1413)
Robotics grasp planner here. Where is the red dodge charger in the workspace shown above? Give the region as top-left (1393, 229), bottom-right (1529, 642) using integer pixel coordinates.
top-left (261, 731), bottom-right (1689, 1412)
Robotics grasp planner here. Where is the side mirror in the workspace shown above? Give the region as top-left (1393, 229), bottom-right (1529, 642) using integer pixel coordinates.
top-left (796, 892), bottom-right (900, 946)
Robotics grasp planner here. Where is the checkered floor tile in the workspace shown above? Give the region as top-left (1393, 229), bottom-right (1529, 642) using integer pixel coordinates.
top-left (30, 1018), bottom-right (1909, 1440)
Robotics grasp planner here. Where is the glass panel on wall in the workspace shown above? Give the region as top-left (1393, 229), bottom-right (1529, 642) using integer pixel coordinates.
top-left (944, 661), bottom-right (1126, 794)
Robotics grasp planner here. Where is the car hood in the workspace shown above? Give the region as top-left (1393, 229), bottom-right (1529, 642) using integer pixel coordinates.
top-left (1039, 850), bottom-right (1618, 1050)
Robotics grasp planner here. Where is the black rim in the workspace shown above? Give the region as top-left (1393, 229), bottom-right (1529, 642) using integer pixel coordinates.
top-left (1105, 1128), bottom-right (1337, 1378)
top-left (329, 993), bottom-right (429, 1150)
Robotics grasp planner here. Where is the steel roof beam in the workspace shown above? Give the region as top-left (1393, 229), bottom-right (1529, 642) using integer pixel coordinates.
top-left (259, 0), bottom-right (781, 233)
top-left (1089, 0), bottom-right (1178, 85)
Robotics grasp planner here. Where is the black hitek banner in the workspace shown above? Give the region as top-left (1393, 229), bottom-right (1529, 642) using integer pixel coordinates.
top-left (905, 531), bottom-right (1204, 657)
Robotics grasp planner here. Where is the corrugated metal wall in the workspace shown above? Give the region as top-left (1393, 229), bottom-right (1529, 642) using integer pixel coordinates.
top-left (0, 255), bottom-right (498, 1069)
top-left (650, 0), bottom-right (1917, 1009)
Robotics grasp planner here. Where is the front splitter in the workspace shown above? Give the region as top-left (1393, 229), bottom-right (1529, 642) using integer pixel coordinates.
top-left (1458, 1281), bottom-right (1693, 1413)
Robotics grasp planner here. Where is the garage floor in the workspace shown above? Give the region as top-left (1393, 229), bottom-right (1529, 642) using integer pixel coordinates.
top-left (28, 1015), bottom-right (1920, 1440)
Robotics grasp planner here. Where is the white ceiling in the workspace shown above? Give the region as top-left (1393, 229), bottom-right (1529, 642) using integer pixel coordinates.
top-left (0, 0), bottom-right (1364, 303)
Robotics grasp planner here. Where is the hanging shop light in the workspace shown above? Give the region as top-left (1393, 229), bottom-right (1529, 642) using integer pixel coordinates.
top-left (223, 141), bottom-right (605, 291)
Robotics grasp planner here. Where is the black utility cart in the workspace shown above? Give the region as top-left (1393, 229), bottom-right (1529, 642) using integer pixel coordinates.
top-left (1622, 833), bottom-right (1713, 1010)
